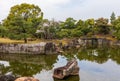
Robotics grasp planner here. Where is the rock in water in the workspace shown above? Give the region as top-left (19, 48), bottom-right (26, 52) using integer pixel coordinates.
top-left (15, 77), bottom-right (39, 81)
top-left (0, 75), bottom-right (16, 81)
top-left (53, 59), bottom-right (79, 79)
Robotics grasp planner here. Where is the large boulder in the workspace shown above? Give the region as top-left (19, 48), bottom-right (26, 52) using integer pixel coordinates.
top-left (15, 77), bottom-right (39, 81)
top-left (53, 59), bottom-right (79, 79)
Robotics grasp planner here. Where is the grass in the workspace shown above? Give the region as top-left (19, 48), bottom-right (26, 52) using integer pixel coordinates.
top-left (0, 38), bottom-right (71, 44)
top-left (95, 35), bottom-right (117, 41)
top-left (0, 38), bottom-right (46, 44)
top-left (0, 35), bottom-right (117, 44)
top-left (0, 38), bottom-right (24, 43)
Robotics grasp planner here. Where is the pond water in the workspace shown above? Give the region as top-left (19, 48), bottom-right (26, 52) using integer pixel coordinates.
top-left (0, 46), bottom-right (120, 81)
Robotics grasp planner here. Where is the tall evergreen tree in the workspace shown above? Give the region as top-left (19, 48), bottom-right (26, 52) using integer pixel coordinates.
top-left (110, 12), bottom-right (116, 24)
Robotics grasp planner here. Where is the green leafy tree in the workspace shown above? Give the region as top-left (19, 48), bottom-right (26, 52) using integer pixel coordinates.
top-left (75, 20), bottom-right (85, 36)
top-left (61, 17), bottom-right (76, 29)
top-left (95, 18), bottom-right (110, 35)
top-left (71, 29), bottom-right (83, 37)
top-left (75, 19), bottom-right (94, 36)
top-left (3, 3), bottom-right (43, 43)
top-left (0, 23), bottom-right (7, 37)
top-left (84, 19), bottom-right (95, 36)
top-left (87, 19), bottom-right (95, 35)
top-left (56, 18), bottom-right (76, 38)
top-left (56, 29), bottom-right (70, 38)
top-left (75, 20), bottom-right (84, 30)
top-left (113, 17), bottom-right (120, 39)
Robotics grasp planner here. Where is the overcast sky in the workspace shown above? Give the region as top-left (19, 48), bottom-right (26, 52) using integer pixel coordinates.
top-left (0, 0), bottom-right (120, 21)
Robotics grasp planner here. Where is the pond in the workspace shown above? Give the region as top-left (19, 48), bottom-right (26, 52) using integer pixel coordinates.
top-left (0, 46), bottom-right (120, 81)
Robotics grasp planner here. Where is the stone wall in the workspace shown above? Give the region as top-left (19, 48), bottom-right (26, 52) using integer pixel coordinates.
top-left (79, 38), bottom-right (120, 47)
top-left (61, 38), bottom-right (120, 49)
top-left (0, 38), bottom-right (120, 54)
top-left (0, 42), bottom-right (56, 54)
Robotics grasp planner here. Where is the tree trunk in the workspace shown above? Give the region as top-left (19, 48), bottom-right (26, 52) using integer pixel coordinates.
top-left (24, 38), bottom-right (27, 43)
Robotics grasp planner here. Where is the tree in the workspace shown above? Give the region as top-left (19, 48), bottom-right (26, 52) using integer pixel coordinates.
top-left (75, 19), bottom-right (94, 36)
top-left (84, 19), bottom-right (95, 35)
top-left (0, 23), bottom-right (7, 37)
top-left (56, 29), bottom-right (70, 38)
top-left (75, 20), bottom-right (85, 36)
top-left (49, 19), bottom-right (60, 39)
top-left (95, 18), bottom-right (110, 35)
top-left (55, 18), bottom-right (76, 38)
top-left (36, 19), bottom-right (60, 39)
top-left (3, 3), bottom-right (43, 43)
top-left (110, 12), bottom-right (116, 24)
top-left (113, 17), bottom-right (120, 39)
top-left (71, 29), bottom-right (83, 37)
top-left (61, 17), bottom-right (76, 29)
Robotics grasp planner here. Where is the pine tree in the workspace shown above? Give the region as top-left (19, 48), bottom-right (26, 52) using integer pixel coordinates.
top-left (110, 12), bottom-right (116, 24)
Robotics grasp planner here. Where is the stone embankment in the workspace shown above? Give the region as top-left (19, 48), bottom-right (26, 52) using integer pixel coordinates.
top-left (0, 38), bottom-right (120, 54)
top-left (0, 42), bottom-right (56, 54)
top-left (58, 37), bottom-right (120, 51)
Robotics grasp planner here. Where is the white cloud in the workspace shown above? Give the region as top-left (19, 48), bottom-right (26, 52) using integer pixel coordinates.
top-left (73, 0), bottom-right (120, 20)
top-left (0, 0), bottom-right (72, 21)
top-left (0, 0), bottom-right (120, 21)
top-left (63, 0), bottom-right (120, 20)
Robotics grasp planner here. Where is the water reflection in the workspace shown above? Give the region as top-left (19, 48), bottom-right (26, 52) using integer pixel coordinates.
top-left (0, 46), bottom-right (120, 81)
top-left (62, 46), bottom-right (120, 64)
top-left (0, 54), bottom-right (58, 77)
top-left (53, 75), bottom-right (80, 81)
top-left (76, 46), bottom-right (120, 64)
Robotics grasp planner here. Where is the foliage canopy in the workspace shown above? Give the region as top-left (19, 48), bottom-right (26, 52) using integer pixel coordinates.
top-left (3, 3), bottom-right (43, 43)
